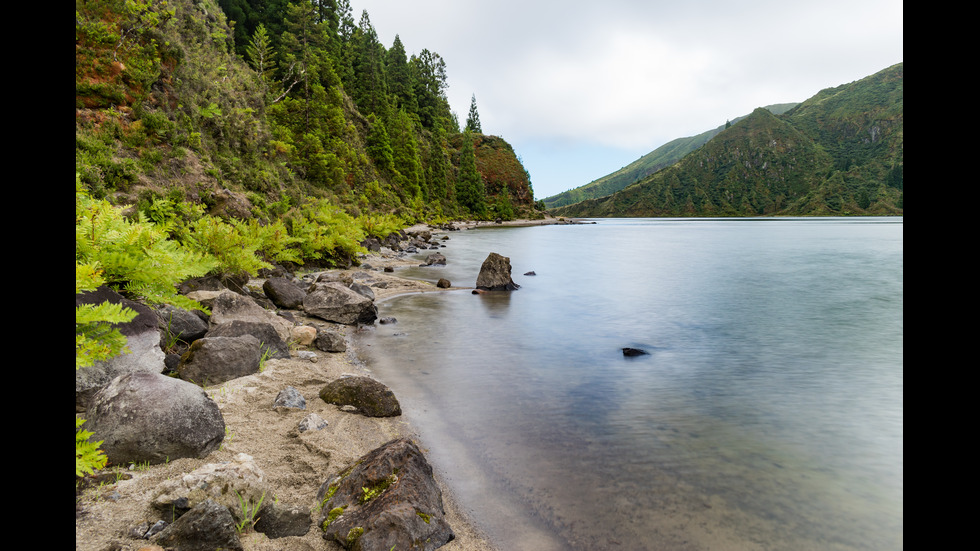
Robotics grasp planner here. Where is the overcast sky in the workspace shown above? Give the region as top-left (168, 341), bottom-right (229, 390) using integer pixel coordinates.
top-left (351, 0), bottom-right (903, 200)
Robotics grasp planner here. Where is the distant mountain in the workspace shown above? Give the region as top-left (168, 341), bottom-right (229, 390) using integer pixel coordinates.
top-left (541, 104), bottom-right (798, 209)
top-left (551, 64), bottom-right (902, 217)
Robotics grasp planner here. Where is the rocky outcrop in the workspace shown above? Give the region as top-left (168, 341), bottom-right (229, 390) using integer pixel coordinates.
top-left (475, 252), bottom-right (520, 291)
top-left (304, 282), bottom-right (379, 325)
top-left (319, 375), bottom-right (402, 417)
top-left (85, 372), bottom-right (225, 465)
top-left (316, 438), bottom-right (454, 551)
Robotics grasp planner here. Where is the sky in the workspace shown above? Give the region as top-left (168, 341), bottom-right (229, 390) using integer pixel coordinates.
top-left (351, 0), bottom-right (903, 200)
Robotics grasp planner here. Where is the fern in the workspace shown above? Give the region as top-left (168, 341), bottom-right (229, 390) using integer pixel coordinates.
top-left (173, 215), bottom-right (272, 277)
top-left (76, 417), bottom-right (107, 477)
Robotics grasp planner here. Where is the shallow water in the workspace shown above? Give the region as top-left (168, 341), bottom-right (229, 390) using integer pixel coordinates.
top-left (355, 218), bottom-right (903, 551)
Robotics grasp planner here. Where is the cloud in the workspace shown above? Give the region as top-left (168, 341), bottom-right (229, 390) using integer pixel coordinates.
top-left (353, 0), bottom-right (902, 196)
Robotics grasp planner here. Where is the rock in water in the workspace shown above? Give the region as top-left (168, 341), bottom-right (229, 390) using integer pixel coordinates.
top-left (475, 253), bottom-right (520, 291)
top-left (622, 347), bottom-right (649, 357)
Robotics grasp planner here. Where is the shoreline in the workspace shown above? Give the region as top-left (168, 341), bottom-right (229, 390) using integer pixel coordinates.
top-left (76, 218), bottom-right (586, 551)
top-left (75, 230), bottom-right (507, 551)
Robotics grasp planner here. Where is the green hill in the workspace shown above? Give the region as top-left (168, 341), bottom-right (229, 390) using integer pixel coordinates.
top-left (552, 64), bottom-right (903, 217)
top-left (541, 104), bottom-right (797, 209)
top-left (75, 0), bottom-right (539, 229)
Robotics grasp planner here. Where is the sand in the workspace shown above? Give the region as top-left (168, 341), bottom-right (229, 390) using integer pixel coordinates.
top-left (75, 238), bottom-right (502, 551)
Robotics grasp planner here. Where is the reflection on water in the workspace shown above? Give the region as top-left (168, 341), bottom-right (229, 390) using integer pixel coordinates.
top-left (355, 218), bottom-right (903, 551)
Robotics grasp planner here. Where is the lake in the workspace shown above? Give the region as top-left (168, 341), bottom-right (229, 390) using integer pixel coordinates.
top-left (353, 218), bottom-right (903, 551)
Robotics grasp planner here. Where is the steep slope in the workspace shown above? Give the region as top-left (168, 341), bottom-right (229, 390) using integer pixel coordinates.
top-left (75, 0), bottom-right (538, 224)
top-left (553, 64), bottom-right (902, 217)
top-left (541, 103), bottom-right (798, 209)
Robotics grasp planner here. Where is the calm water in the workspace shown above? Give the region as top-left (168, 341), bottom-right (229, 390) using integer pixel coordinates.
top-left (354, 218), bottom-right (903, 551)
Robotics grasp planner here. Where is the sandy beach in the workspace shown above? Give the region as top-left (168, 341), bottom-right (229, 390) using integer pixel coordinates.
top-left (74, 224), bottom-right (520, 551)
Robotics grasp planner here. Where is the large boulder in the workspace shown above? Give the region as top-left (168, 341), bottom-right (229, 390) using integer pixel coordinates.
top-left (206, 319), bottom-right (291, 360)
top-left (304, 282), bottom-right (378, 325)
top-left (85, 372), bottom-right (225, 465)
top-left (315, 438), bottom-right (454, 551)
top-left (262, 277), bottom-right (307, 309)
top-left (319, 376), bottom-right (401, 417)
top-left (76, 286), bottom-right (166, 412)
top-left (475, 252), bottom-right (520, 291)
top-left (177, 335), bottom-right (262, 386)
top-left (208, 290), bottom-right (293, 342)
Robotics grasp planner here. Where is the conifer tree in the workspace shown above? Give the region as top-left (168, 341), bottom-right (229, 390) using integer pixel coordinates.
top-left (456, 131), bottom-right (486, 216)
top-left (245, 24), bottom-right (277, 95)
top-left (465, 94), bottom-right (482, 133)
top-left (386, 35), bottom-right (418, 115)
top-left (352, 10), bottom-right (390, 118)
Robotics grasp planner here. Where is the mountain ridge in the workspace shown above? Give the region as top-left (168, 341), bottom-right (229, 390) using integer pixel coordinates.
top-left (552, 63), bottom-right (902, 217)
top-left (541, 103), bottom-right (798, 209)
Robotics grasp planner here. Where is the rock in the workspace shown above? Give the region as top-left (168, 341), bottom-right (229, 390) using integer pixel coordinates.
top-left (291, 325), bottom-right (317, 346)
top-left (319, 376), bottom-right (402, 417)
top-left (76, 286), bottom-right (167, 412)
top-left (299, 413), bottom-right (328, 432)
top-left (254, 501), bottom-right (312, 538)
top-left (208, 290), bottom-right (293, 343)
top-left (523, 271), bottom-right (536, 276)
top-left (177, 335), bottom-right (262, 386)
top-left (152, 499), bottom-right (243, 551)
top-left (206, 319), bottom-right (291, 360)
top-left (315, 438), bottom-right (454, 551)
top-left (85, 372), bottom-right (225, 465)
top-left (304, 282), bottom-right (378, 325)
top-left (273, 386), bottom-right (306, 410)
top-left (436, 278), bottom-right (451, 288)
top-left (349, 282), bottom-right (375, 301)
top-left (378, 317), bottom-right (397, 325)
top-left (262, 277), bottom-right (307, 309)
top-left (622, 347), bottom-right (649, 357)
top-left (420, 252), bottom-right (447, 266)
top-left (475, 253), bottom-right (520, 291)
top-left (152, 453), bottom-right (269, 520)
top-left (156, 304), bottom-right (209, 346)
top-left (314, 328), bottom-right (347, 353)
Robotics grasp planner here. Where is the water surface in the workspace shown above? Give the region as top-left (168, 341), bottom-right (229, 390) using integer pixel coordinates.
top-left (355, 218), bottom-right (903, 551)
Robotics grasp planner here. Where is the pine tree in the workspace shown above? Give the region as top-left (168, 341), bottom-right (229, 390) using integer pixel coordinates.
top-left (465, 94), bottom-right (482, 133)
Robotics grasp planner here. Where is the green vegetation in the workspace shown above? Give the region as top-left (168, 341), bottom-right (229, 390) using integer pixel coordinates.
top-left (76, 0), bottom-right (538, 225)
top-left (551, 65), bottom-right (902, 217)
top-left (542, 104), bottom-right (799, 209)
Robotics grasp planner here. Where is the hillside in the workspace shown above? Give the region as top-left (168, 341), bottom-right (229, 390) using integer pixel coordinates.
top-left (541, 103), bottom-right (798, 209)
top-left (75, 0), bottom-right (540, 237)
top-left (552, 64), bottom-right (903, 217)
